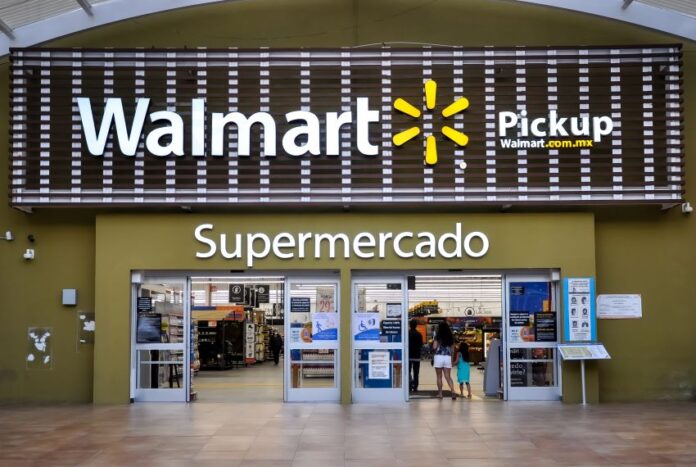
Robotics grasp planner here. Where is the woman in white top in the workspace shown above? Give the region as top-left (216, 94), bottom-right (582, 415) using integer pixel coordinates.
top-left (432, 321), bottom-right (457, 400)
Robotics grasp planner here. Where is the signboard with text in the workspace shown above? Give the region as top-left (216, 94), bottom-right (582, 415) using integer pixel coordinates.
top-left (563, 278), bottom-right (597, 342)
top-left (9, 46), bottom-right (683, 208)
top-left (597, 294), bottom-right (642, 319)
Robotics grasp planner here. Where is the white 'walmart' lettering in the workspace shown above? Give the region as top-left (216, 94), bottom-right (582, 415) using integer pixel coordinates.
top-left (77, 97), bottom-right (380, 157)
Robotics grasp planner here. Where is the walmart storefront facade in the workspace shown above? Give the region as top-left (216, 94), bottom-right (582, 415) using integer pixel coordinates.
top-left (0, 0), bottom-right (694, 404)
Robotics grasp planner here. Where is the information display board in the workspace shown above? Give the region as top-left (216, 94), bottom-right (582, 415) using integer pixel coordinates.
top-left (136, 297), bottom-right (153, 313)
top-left (558, 343), bottom-right (611, 360)
top-left (229, 284), bottom-right (244, 303)
top-left (558, 341), bottom-right (610, 405)
top-left (368, 351), bottom-right (390, 380)
top-left (290, 297), bottom-right (311, 313)
top-left (563, 278), bottom-right (597, 342)
top-left (597, 294), bottom-right (642, 319)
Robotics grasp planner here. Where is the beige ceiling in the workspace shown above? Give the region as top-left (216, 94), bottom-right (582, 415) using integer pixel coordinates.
top-left (0, 0), bottom-right (693, 55)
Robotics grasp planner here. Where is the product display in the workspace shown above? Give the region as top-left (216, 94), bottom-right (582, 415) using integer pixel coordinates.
top-left (291, 349), bottom-right (335, 388)
top-left (457, 328), bottom-right (484, 364)
top-left (190, 320), bottom-right (199, 401)
top-left (197, 320), bottom-right (244, 369)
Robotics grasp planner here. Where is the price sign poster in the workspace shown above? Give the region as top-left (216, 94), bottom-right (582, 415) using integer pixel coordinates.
top-left (316, 287), bottom-right (335, 312)
top-left (563, 277), bottom-right (597, 342)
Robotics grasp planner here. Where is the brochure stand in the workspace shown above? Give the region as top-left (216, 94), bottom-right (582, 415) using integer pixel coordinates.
top-left (558, 343), bottom-right (611, 405)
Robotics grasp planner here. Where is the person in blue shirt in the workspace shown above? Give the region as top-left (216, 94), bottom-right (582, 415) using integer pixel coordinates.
top-left (453, 341), bottom-right (472, 399)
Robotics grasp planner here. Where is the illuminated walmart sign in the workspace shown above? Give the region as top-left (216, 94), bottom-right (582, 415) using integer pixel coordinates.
top-left (77, 96), bottom-right (380, 158)
top-left (392, 79), bottom-right (470, 166)
top-left (76, 79), bottom-right (470, 166)
top-left (77, 83), bottom-right (613, 165)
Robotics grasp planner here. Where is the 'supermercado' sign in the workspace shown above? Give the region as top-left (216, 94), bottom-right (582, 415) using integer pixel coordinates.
top-left (9, 46), bottom-right (683, 207)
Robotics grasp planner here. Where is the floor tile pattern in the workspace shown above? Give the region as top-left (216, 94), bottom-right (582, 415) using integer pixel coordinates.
top-left (1, 401), bottom-right (695, 466)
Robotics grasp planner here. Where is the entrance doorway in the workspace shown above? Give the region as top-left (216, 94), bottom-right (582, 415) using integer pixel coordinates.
top-left (285, 277), bottom-right (341, 402)
top-left (350, 271), bottom-right (561, 402)
top-left (132, 277), bottom-right (189, 402)
top-left (189, 275), bottom-right (285, 403)
top-left (408, 274), bottom-right (503, 401)
top-left (504, 274), bottom-right (562, 401)
top-left (130, 270), bottom-right (560, 403)
top-left (130, 271), bottom-right (342, 403)
top-left (351, 276), bottom-right (408, 402)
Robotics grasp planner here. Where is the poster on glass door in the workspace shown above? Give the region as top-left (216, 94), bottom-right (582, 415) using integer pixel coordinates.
top-left (508, 282), bottom-right (552, 344)
top-left (353, 313), bottom-right (380, 341)
top-left (311, 312), bottom-right (338, 341)
top-left (316, 287), bottom-right (335, 312)
top-left (563, 277), bottom-right (596, 342)
top-left (368, 351), bottom-right (390, 379)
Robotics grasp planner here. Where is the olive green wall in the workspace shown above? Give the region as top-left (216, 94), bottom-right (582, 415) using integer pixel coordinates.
top-left (0, 204), bottom-right (95, 402)
top-left (0, 60), bottom-right (96, 402)
top-left (1, 0), bottom-right (695, 403)
top-left (94, 212), bottom-right (595, 403)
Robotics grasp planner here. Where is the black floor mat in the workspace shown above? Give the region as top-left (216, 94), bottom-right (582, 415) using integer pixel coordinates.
top-left (409, 390), bottom-right (459, 399)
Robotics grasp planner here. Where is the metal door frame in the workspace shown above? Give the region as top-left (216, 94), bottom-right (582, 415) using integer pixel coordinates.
top-left (284, 275), bottom-right (341, 402)
top-left (131, 274), bottom-right (190, 402)
top-left (503, 272), bottom-right (562, 401)
top-left (351, 274), bottom-right (409, 403)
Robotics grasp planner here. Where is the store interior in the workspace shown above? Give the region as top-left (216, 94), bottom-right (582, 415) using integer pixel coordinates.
top-left (407, 274), bottom-right (503, 400)
top-left (356, 274), bottom-right (504, 400)
top-left (136, 273), bottom-right (504, 402)
top-left (190, 276), bottom-right (286, 402)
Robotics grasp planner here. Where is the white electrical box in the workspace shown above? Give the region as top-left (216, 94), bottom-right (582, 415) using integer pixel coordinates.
top-left (62, 289), bottom-right (77, 306)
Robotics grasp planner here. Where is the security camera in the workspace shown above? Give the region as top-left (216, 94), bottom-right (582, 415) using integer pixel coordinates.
top-left (682, 202), bottom-right (693, 214)
top-left (23, 249), bottom-right (35, 260)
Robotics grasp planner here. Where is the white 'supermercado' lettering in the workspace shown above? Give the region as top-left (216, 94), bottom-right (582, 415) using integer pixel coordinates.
top-left (194, 223), bottom-right (489, 267)
top-left (77, 97), bottom-right (380, 157)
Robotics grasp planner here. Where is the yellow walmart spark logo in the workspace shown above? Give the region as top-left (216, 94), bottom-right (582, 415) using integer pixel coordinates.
top-left (392, 79), bottom-right (469, 166)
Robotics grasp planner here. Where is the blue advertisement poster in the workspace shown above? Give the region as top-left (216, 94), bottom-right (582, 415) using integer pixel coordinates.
top-left (508, 282), bottom-right (555, 344)
top-left (509, 282), bottom-right (550, 312)
top-left (353, 313), bottom-right (380, 341)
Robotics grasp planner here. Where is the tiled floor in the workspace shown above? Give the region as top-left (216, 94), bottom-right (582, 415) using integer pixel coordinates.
top-left (1, 401), bottom-right (696, 466)
top-left (195, 360), bottom-right (284, 402)
top-left (194, 357), bottom-right (489, 403)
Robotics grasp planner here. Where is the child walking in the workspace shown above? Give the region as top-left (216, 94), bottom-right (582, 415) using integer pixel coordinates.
top-left (453, 342), bottom-right (472, 399)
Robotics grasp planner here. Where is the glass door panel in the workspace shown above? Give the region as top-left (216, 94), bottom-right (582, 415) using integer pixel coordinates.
top-left (285, 277), bottom-right (340, 402)
top-left (132, 277), bottom-right (189, 402)
top-left (351, 276), bottom-right (408, 402)
top-left (504, 274), bottom-right (561, 401)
